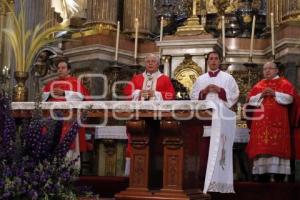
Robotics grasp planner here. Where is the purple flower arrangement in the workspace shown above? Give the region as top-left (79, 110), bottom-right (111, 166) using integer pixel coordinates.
top-left (0, 95), bottom-right (81, 200)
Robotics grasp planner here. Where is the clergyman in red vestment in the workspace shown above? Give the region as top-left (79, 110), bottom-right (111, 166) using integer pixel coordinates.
top-left (123, 54), bottom-right (175, 176)
top-left (246, 61), bottom-right (296, 182)
top-left (42, 59), bottom-right (90, 168)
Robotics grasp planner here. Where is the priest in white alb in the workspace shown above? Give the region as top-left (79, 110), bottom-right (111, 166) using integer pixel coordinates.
top-left (190, 51), bottom-right (239, 190)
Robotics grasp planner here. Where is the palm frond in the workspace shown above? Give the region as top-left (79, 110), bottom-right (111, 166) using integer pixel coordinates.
top-left (1, 0), bottom-right (67, 72)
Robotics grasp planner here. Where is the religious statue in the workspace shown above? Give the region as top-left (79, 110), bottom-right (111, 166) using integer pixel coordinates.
top-left (51, 0), bottom-right (87, 22)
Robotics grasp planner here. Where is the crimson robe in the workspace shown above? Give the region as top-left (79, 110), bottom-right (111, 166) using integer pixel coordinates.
top-left (291, 94), bottom-right (300, 160)
top-left (246, 78), bottom-right (296, 159)
top-left (123, 73), bottom-right (175, 100)
top-left (43, 76), bottom-right (90, 152)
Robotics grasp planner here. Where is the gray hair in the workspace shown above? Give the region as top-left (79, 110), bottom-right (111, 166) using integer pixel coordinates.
top-left (263, 61), bottom-right (277, 69)
top-left (145, 53), bottom-right (160, 64)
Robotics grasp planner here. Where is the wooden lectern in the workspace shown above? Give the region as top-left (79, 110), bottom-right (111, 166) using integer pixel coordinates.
top-left (115, 113), bottom-right (211, 200)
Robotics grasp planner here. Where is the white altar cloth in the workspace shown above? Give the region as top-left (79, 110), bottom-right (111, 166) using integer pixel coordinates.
top-left (12, 100), bottom-right (236, 193)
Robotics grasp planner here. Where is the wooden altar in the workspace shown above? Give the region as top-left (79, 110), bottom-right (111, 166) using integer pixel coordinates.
top-left (11, 100), bottom-right (221, 200)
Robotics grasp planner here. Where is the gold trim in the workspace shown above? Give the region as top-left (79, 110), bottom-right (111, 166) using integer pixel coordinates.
top-left (72, 22), bottom-right (116, 38)
top-left (174, 54), bottom-right (202, 92)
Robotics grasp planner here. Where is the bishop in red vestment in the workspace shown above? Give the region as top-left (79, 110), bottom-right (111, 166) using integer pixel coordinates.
top-left (123, 55), bottom-right (175, 101)
top-left (246, 62), bottom-right (296, 181)
top-left (123, 54), bottom-right (175, 176)
top-left (42, 60), bottom-right (90, 166)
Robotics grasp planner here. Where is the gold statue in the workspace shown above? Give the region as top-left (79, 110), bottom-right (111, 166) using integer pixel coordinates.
top-left (206, 0), bottom-right (218, 13)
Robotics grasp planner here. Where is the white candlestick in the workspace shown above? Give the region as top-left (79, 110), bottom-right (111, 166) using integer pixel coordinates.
top-left (160, 16), bottom-right (164, 42)
top-left (193, 0), bottom-right (197, 16)
top-left (270, 12), bottom-right (275, 57)
top-left (222, 16), bottom-right (226, 59)
top-left (134, 18), bottom-right (138, 60)
top-left (115, 21), bottom-right (120, 61)
top-left (249, 15), bottom-right (256, 59)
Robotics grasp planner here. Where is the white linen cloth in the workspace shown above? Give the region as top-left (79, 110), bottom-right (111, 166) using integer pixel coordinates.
top-left (12, 100), bottom-right (236, 193)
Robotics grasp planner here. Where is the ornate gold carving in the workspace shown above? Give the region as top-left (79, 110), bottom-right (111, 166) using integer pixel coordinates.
top-left (282, 12), bottom-right (300, 23)
top-left (13, 71), bottom-right (28, 102)
top-left (174, 54), bottom-right (202, 93)
top-left (225, 0), bottom-right (239, 13)
top-left (206, 0), bottom-right (218, 13)
top-left (175, 15), bottom-right (208, 35)
top-left (213, 0), bottom-right (230, 15)
top-left (227, 67), bottom-right (249, 103)
top-left (72, 22), bottom-right (116, 38)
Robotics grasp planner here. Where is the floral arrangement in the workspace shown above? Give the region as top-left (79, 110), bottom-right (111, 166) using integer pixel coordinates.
top-left (0, 95), bottom-right (81, 200)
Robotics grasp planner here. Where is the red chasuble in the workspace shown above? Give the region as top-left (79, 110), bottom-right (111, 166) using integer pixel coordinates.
top-left (246, 78), bottom-right (296, 159)
top-left (291, 94), bottom-right (300, 160)
top-left (123, 74), bottom-right (175, 100)
top-left (43, 76), bottom-right (90, 152)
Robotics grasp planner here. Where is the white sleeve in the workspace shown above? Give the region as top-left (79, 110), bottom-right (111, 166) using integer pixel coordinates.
top-left (65, 91), bottom-right (84, 101)
top-left (224, 76), bottom-right (240, 108)
top-left (190, 79), bottom-right (201, 100)
top-left (132, 89), bottom-right (141, 101)
top-left (42, 92), bottom-right (50, 102)
top-left (154, 91), bottom-right (163, 100)
top-left (248, 93), bottom-right (263, 107)
top-left (275, 92), bottom-right (293, 105)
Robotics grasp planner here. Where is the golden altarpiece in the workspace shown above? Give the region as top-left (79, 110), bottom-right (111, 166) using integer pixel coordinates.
top-left (1, 0), bottom-right (300, 197)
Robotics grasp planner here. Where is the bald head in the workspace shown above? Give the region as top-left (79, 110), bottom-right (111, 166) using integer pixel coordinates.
top-left (263, 62), bottom-right (279, 80)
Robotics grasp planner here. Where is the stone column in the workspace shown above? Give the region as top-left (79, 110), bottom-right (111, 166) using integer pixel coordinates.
top-left (1, 0), bottom-right (14, 73)
top-left (267, 0), bottom-right (281, 27)
top-left (281, 0), bottom-right (300, 22)
top-left (86, 0), bottom-right (118, 28)
top-left (44, 0), bottom-right (61, 28)
top-left (123, 0), bottom-right (153, 36)
top-left (0, 1), bottom-right (5, 57)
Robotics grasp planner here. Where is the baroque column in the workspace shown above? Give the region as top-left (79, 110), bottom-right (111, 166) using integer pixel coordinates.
top-left (123, 0), bottom-right (153, 36)
top-left (281, 0), bottom-right (300, 22)
top-left (266, 0), bottom-right (281, 27)
top-left (86, 0), bottom-right (118, 32)
top-left (1, 0), bottom-right (14, 73)
top-left (0, 1), bottom-right (5, 60)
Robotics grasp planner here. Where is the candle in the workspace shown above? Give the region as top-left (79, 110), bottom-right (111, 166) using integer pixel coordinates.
top-left (134, 18), bottom-right (139, 61)
top-left (160, 16), bottom-right (164, 42)
top-left (193, 0), bottom-right (196, 16)
top-left (114, 21), bottom-right (120, 61)
top-left (249, 15), bottom-right (256, 59)
top-left (270, 12), bottom-right (275, 57)
top-left (222, 16), bottom-right (225, 59)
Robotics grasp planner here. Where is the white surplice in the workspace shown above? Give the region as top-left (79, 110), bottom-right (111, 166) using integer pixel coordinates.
top-left (190, 70), bottom-right (239, 108)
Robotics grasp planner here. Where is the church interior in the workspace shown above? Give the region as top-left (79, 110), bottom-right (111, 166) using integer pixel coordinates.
top-left (1, 0), bottom-right (300, 199)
